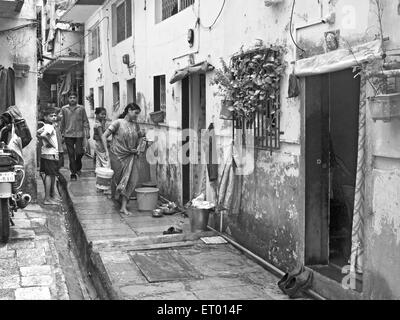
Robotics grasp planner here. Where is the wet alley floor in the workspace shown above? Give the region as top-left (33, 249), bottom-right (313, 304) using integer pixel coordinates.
top-left (0, 177), bottom-right (95, 300)
top-left (60, 156), bottom-right (311, 300)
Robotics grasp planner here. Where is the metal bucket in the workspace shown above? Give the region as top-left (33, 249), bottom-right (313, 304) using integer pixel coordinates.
top-left (188, 208), bottom-right (210, 232)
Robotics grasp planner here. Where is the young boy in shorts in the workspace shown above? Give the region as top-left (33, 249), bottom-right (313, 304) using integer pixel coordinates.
top-left (37, 108), bottom-right (60, 205)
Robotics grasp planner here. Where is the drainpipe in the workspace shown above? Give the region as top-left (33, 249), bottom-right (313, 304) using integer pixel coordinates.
top-left (207, 226), bottom-right (326, 301)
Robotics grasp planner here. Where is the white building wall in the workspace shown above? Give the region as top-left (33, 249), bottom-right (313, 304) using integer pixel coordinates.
top-left (0, 0), bottom-right (38, 199)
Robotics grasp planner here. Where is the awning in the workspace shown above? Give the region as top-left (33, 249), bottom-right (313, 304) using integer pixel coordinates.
top-left (295, 40), bottom-right (383, 77)
top-left (40, 56), bottom-right (83, 75)
top-left (170, 61), bottom-right (215, 84)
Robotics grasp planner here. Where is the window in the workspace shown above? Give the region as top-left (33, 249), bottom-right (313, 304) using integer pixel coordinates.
top-left (88, 24), bottom-right (101, 61)
top-left (180, 0), bottom-right (195, 10)
top-left (153, 75), bottom-right (166, 113)
top-left (88, 88), bottom-right (94, 117)
top-left (233, 100), bottom-right (281, 154)
top-left (112, 0), bottom-right (132, 45)
top-left (113, 82), bottom-right (120, 112)
top-left (127, 78), bottom-right (136, 103)
top-left (98, 86), bottom-right (104, 108)
top-left (157, 0), bottom-right (195, 22)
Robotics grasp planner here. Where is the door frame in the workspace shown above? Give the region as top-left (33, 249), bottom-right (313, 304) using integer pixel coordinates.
top-left (301, 69), bottom-right (362, 267)
top-left (181, 73), bottom-right (207, 205)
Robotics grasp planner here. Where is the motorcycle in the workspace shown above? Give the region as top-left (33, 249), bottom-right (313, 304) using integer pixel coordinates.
top-left (0, 107), bottom-right (32, 243)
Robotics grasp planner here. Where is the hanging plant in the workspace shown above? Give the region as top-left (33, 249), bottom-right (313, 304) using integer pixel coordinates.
top-left (211, 43), bottom-right (286, 120)
top-left (85, 93), bottom-right (94, 107)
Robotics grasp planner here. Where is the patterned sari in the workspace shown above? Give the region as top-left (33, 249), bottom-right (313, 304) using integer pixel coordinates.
top-left (107, 119), bottom-right (143, 199)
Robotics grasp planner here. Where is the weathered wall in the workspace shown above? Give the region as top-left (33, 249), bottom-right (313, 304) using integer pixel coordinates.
top-left (82, 0), bottom-right (400, 299)
top-left (0, 0), bottom-right (38, 200)
top-left (361, 0), bottom-right (400, 301)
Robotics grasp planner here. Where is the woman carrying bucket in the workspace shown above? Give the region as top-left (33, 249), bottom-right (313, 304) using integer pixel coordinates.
top-left (93, 108), bottom-right (111, 193)
top-left (101, 103), bottom-right (145, 216)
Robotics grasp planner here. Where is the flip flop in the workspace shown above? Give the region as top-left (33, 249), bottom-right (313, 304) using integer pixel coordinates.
top-left (120, 210), bottom-right (133, 216)
top-left (277, 265), bottom-right (305, 293)
top-left (163, 227), bottom-right (183, 235)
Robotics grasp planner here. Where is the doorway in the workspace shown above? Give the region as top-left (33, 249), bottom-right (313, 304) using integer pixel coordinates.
top-left (181, 74), bottom-right (207, 205)
top-left (305, 69), bottom-right (360, 271)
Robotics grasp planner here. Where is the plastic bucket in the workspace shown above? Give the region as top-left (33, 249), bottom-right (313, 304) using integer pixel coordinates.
top-left (135, 187), bottom-right (159, 211)
top-left (188, 208), bottom-right (210, 232)
top-left (95, 167), bottom-right (114, 190)
top-left (141, 181), bottom-right (158, 188)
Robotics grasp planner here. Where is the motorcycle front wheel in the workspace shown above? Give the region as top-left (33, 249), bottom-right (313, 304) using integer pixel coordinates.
top-left (0, 198), bottom-right (10, 243)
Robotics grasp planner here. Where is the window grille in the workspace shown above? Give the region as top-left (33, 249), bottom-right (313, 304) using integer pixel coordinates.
top-left (180, 0), bottom-right (195, 10)
top-left (233, 99), bottom-right (282, 154)
top-left (162, 0), bottom-right (178, 20)
top-left (161, 0), bottom-right (194, 20)
top-left (114, 0), bottom-right (132, 44)
top-left (154, 75), bottom-right (166, 113)
top-left (89, 25), bottom-right (101, 61)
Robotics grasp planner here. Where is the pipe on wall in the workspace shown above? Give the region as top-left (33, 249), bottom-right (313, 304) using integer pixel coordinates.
top-left (207, 226), bottom-right (326, 300)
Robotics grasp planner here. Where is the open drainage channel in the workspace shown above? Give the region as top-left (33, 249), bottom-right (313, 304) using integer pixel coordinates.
top-left (51, 176), bottom-right (100, 300)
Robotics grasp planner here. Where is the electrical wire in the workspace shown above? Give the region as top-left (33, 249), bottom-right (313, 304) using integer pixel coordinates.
top-left (105, 16), bottom-right (118, 75)
top-left (0, 22), bottom-right (37, 34)
top-left (289, 0), bottom-right (305, 54)
top-left (192, 0), bottom-right (226, 30)
top-left (52, 16), bottom-right (107, 55)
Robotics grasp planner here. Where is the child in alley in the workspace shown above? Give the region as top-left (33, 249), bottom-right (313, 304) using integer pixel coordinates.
top-left (37, 108), bottom-right (61, 205)
top-left (93, 107), bottom-right (111, 193)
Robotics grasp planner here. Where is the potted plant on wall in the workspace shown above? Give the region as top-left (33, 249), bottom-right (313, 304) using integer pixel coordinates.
top-left (369, 92), bottom-right (400, 122)
top-left (212, 43), bottom-right (286, 122)
top-left (150, 110), bottom-right (165, 124)
top-left (368, 70), bottom-right (400, 122)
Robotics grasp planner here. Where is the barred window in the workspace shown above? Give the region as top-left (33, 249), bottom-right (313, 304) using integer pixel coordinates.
top-left (88, 24), bottom-right (101, 61)
top-left (161, 0), bottom-right (194, 21)
top-left (154, 75), bottom-right (166, 113)
top-left (233, 99), bottom-right (281, 154)
top-left (113, 0), bottom-right (132, 45)
top-left (180, 0), bottom-right (195, 10)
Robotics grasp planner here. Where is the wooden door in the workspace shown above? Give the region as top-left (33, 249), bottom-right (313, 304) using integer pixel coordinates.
top-left (182, 77), bottom-right (190, 205)
top-left (305, 73), bottom-right (330, 265)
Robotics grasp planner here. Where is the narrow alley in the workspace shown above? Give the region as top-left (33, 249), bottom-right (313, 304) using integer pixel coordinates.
top-left (1, 0), bottom-right (400, 305)
top-left (58, 156), bottom-right (313, 300)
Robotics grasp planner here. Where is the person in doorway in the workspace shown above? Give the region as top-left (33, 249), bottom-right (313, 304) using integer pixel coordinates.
top-left (37, 108), bottom-right (60, 205)
top-left (93, 107), bottom-right (110, 192)
top-left (101, 103), bottom-right (145, 216)
top-left (60, 91), bottom-right (90, 181)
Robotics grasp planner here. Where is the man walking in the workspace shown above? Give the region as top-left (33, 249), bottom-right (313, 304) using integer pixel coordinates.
top-left (60, 91), bottom-right (90, 180)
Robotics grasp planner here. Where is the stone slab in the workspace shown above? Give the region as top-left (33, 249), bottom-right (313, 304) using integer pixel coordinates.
top-left (193, 285), bottom-right (269, 300)
top-left (20, 266), bottom-right (52, 277)
top-left (130, 250), bottom-right (202, 283)
top-left (16, 248), bottom-right (46, 267)
top-left (0, 249), bottom-right (15, 259)
top-left (10, 229), bottom-right (36, 240)
top-left (0, 275), bottom-right (20, 289)
top-left (0, 289), bottom-right (15, 300)
top-left (15, 287), bottom-right (52, 300)
top-left (21, 275), bottom-right (54, 287)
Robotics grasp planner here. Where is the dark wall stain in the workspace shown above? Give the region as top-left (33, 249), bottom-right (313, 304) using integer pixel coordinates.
top-left (224, 150), bottom-right (302, 272)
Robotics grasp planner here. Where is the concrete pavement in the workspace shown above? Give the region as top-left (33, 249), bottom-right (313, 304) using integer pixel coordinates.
top-left (59, 156), bottom-right (311, 300)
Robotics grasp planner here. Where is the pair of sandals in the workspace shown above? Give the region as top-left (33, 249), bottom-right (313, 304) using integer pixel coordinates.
top-left (277, 265), bottom-right (313, 298)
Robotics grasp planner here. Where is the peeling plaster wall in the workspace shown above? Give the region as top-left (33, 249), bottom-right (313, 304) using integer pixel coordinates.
top-left (82, 0), bottom-right (400, 298)
top-left (362, 0), bottom-right (400, 301)
top-left (0, 0), bottom-right (38, 200)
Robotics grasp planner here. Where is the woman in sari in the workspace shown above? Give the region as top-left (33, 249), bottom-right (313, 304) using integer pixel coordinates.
top-left (102, 103), bottom-right (145, 216)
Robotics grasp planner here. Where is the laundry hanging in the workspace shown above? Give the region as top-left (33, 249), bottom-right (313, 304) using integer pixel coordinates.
top-left (0, 66), bottom-right (16, 114)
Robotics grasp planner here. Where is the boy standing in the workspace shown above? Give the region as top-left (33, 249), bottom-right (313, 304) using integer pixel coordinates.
top-left (37, 108), bottom-right (60, 205)
top-left (60, 91), bottom-right (90, 180)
